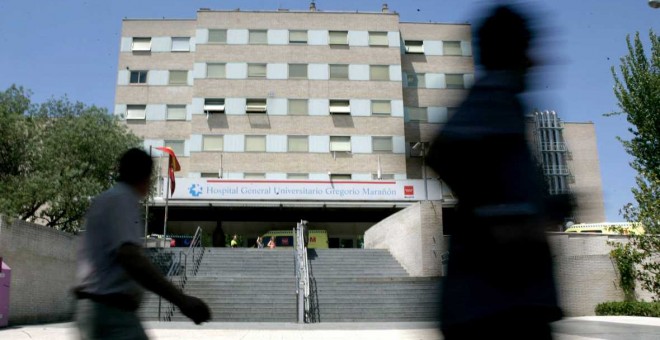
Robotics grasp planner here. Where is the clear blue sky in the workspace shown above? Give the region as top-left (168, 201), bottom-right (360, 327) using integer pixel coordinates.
top-left (0, 0), bottom-right (657, 221)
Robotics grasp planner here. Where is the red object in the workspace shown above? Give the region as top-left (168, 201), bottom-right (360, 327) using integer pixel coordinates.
top-left (155, 147), bottom-right (181, 195)
top-left (170, 239), bottom-right (176, 247)
top-left (404, 185), bottom-right (415, 196)
top-left (282, 238), bottom-right (289, 246)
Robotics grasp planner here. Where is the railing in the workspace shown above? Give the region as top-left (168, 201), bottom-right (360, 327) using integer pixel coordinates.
top-left (294, 220), bottom-right (311, 323)
top-left (540, 142), bottom-right (567, 152)
top-left (158, 226), bottom-right (205, 321)
top-left (544, 165), bottom-right (570, 176)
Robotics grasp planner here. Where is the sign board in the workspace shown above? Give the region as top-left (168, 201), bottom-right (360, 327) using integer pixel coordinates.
top-left (164, 178), bottom-right (443, 201)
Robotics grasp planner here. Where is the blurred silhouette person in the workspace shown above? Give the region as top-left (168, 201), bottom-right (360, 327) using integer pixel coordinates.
top-left (230, 234), bottom-right (239, 248)
top-left (75, 148), bottom-right (211, 339)
top-left (426, 5), bottom-right (573, 339)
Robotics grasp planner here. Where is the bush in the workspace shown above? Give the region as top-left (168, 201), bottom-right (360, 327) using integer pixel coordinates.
top-left (595, 301), bottom-right (660, 317)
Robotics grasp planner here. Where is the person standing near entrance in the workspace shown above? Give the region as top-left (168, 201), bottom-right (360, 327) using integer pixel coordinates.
top-left (267, 236), bottom-right (276, 249)
top-left (75, 148), bottom-right (211, 339)
top-left (230, 234), bottom-right (239, 248)
top-left (255, 236), bottom-right (264, 249)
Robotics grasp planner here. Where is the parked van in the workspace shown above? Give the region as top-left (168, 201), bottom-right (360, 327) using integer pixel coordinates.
top-left (565, 222), bottom-right (644, 235)
top-left (262, 230), bottom-right (329, 249)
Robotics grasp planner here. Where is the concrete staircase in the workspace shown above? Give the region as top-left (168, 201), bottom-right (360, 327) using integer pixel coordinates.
top-left (307, 249), bottom-right (441, 322)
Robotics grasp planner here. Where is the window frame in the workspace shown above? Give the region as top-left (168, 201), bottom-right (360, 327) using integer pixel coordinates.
top-left (407, 107), bottom-right (428, 122)
top-left (330, 174), bottom-right (352, 181)
top-left (288, 30), bottom-right (308, 44)
top-left (168, 70), bottom-right (188, 85)
top-left (246, 98), bottom-right (267, 114)
top-left (129, 70), bottom-right (148, 84)
top-left (370, 65), bottom-right (390, 81)
top-left (166, 105), bottom-right (187, 121)
top-left (329, 100), bottom-right (351, 115)
top-left (247, 63), bottom-right (267, 78)
top-left (329, 64), bottom-right (349, 80)
top-left (131, 37), bottom-right (151, 52)
top-left (443, 41), bottom-right (462, 56)
top-left (204, 98), bottom-right (225, 114)
top-left (163, 140), bottom-right (185, 156)
top-left (372, 136), bottom-right (393, 153)
top-left (328, 31), bottom-right (349, 45)
top-left (126, 104), bottom-right (147, 120)
top-left (288, 64), bottom-right (308, 79)
top-left (245, 135), bottom-right (267, 152)
top-left (202, 135), bottom-right (224, 152)
top-left (404, 40), bottom-right (424, 54)
top-left (206, 63), bottom-right (226, 79)
top-left (445, 74), bottom-right (465, 89)
top-left (371, 100), bottom-right (392, 116)
top-left (287, 173), bottom-right (309, 180)
top-left (287, 135), bottom-right (309, 153)
top-left (171, 37), bottom-right (191, 52)
top-left (368, 31), bottom-right (389, 46)
top-left (329, 136), bottom-right (351, 152)
top-left (208, 29), bottom-right (227, 44)
top-left (288, 99), bottom-right (308, 116)
top-left (249, 30), bottom-right (268, 44)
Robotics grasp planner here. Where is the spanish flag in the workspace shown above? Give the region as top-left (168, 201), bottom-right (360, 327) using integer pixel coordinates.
top-left (155, 146), bottom-right (181, 195)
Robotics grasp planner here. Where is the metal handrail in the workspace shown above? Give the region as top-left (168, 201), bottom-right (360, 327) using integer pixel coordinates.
top-left (295, 220), bottom-right (311, 323)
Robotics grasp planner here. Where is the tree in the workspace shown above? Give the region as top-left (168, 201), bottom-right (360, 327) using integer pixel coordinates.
top-left (608, 30), bottom-right (660, 300)
top-left (0, 85), bottom-right (141, 232)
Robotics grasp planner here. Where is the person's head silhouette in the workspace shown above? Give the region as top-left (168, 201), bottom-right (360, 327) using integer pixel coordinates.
top-left (477, 5), bottom-right (534, 72)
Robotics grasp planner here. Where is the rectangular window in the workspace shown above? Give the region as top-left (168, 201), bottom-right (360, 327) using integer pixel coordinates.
top-left (204, 98), bottom-right (225, 114)
top-left (208, 29), bottom-right (227, 43)
top-left (443, 41), bottom-right (462, 56)
top-left (245, 135), bottom-right (266, 152)
top-left (132, 37), bottom-right (151, 51)
top-left (330, 174), bottom-right (351, 181)
top-left (329, 64), bottom-right (349, 79)
top-left (169, 70), bottom-right (188, 85)
top-left (372, 137), bottom-right (393, 153)
top-left (171, 37), bottom-right (190, 52)
top-left (287, 173), bottom-right (308, 180)
top-left (203, 135), bottom-right (224, 151)
top-left (447, 107), bottom-right (459, 117)
top-left (249, 30), bottom-right (267, 44)
top-left (244, 173), bottom-right (266, 179)
top-left (201, 172), bottom-right (220, 178)
top-left (288, 64), bottom-right (307, 79)
top-left (288, 136), bottom-right (308, 153)
top-left (330, 136), bottom-right (351, 152)
top-left (407, 107), bottom-right (428, 122)
top-left (329, 100), bottom-right (350, 115)
top-left (248, 63), bottom-right (267, 78)
top-left (446, 74), bottom-right (465, 89)
top-left (129, 71), bottom-right (148, 84)
top-left (246, 99), bottom-right (267, 114)
top-left (406, 73), bottom-right (425, 88)
top-left (166, 105), bottom-right (187, 120)
top-left (329, 31), bottom-right (348, 45)
top-left (207, 63), bottom-right (226, 78)
top-left (288, 99), bottom-right (308, 115)
top-left (371, 101), bottom-right (391, 116)
top-left (369, 32), bottom-right (388, 46)
top-left (164, 140), bottom-right (184, 156)
top-left (372, 173), bottom-right (395, 180)
top-left (404, 40), bottom-right (424, 54)
top-left (126, 105), bottom-right (146, 120)
top-left (370, 65), bottom-right (390, 81)
top-left (289, 30), bottom-right (307, 44)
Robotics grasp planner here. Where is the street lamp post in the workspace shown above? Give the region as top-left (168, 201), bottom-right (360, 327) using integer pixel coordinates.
top-left (412, 142), bottom-right (429, 200)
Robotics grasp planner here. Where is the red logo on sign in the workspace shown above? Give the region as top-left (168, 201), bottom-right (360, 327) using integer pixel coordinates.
top-left (404, 186), bottom-right (414, 197)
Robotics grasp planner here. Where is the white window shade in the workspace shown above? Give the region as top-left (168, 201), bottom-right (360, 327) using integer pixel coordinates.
top-left (288, 136), bottom-right (308, 152)
top-left (203, 135), bottom-right (224, 151)
top-left (329, 31), bottom-right (348, 45)
top-left (371, 101), bottom-right (391, 115)
top-left (169, 70), bottom-right (188, 85)
top-left (329, 65), bottom-right (348, 79)
top-left (245, 136), bottom-right (266, 152)
top-left (443, 41), bottom-right (462, 56)
top-left (370, 65), bottom-right (389, 81)
top-left (207, 64), bottom-right (226, 78)
top-left (369, 32), bottom-right (388, 46)
top-left (171, 37), bottom-right (190, 52)
top-left (164, 140), bottom-right (184, 156)
top-left (126, 105), bottom-right (146, 119)
top-left (249, 30), bottom-right (267, 44)
top-left (288, 99), bottom-right (308, 115)
top-left (246, 99), bottom-right (267, 113)
top-left (167, 105), bottom-right (186, 120)
top-left (446, 74), bottom-right (465, 89)
top-left (329, 100), bottom-right (350, 114)
top-left (372, 137), bottom-right (393, 153)
top-left (408, 107), bottom-right (428, 122)
top-left (248, 64), bottom-right (267, 78)
top-left (204, 99), bottom-right (225, 113)
top-left (132, 38), bottom-right (151, 51)
top-left (208, 29), bottom-right (227, 43)
top-left (289, 30), bottom-right (307, 44)
top-left (405, 40), bottom-right (424, 54)
top-left (330, 136), bottom-right (351, 152)
top-left (244, 173), bottom-right (266, 179)
top-left (287, 173), bottom-right (308, 180)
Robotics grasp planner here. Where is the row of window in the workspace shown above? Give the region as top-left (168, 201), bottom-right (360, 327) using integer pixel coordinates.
top-left (195, 172), bottom-right (397, 180)
top-left (405, 73), bottom-right (467, 89)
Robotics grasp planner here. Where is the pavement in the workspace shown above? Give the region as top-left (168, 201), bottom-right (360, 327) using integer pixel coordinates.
top-left (1, 317), bottom-right (660, 339)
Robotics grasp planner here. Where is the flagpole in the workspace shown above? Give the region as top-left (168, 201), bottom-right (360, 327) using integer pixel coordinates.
top-left (145, 146), bottom-right (151, 246)
top-left (163, 171), bottom-right (169, 245)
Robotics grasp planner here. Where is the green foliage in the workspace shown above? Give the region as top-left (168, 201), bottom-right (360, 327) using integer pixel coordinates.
top-left (595, 301), bottom-right (660, 317)
top-left (608, 241), bottom-right (643, 301)
top-left (0, 85), bottom-right (141, 232)
top-left (607, 30), bottom-right (660, 300)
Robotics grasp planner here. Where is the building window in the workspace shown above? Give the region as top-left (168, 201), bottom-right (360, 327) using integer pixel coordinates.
top-left (447, 107), bottom-right (459, 117)
top-left (246, 99), bottom-right (267, 114)
top-left (330, 174), bottom-right (351, 181)
top-left (372, 173), bottom-right (395, 180)
top-left (406, 73), bottom-right (425, 88)
top-left (244, 173), bottom-right (266, 179)
top-left (129, 71), bottom-right (148, 84)
top-left (288, 136), bottom-right (309, 153)
top-left (329, 64), bottom-right (349, 80)
top-left (201, 172), bottom-right (220, 178)
top-left (370, 65), bottom-right (390, 81)
top-left (443, 41), bottom-right (462, 56)
top-left (169, 70), bottom-right (188, 85)
top-left (207, 63), bottom-right (226, 78)
top-left (208, 29), bottom-right (227, 43)
top-left (126, 105), bottom-right (146, 120)
top-left (329, 100), bottom-right (350, 115)
top-left (446, 74), bottom-right (465, 89)
top-left (204, 98), bottom-right (225, 114)
top-left (131, 37), bottom-right (151, 51)
top-left (288, 99), bottom-right (308, 115)
top-left (289, 30), bottom-right (307, 44)
top-left (171, 37), bottom-right (190, 52)
top-left (369, 31), bottom-right (388, 46)
top-left (245, 135), bottom-right (266, 152)
top-left (409, 142), bottom-right (429, 157)
top-left (288, 64), bottom-right (307, 79)
top-left (404, 40), bottom-right (424, 54)
top-left (407, 107), bottom-right (428, 122)
top-left (371, 101), bottom-right (391, 116)
top-left (248, 63), bottom-right (267, 78)
top-left (329, 31), bottom-right (348, 45)
top-left (330, 136), bottom-right (351, 152)
top-left (203, 135), bottom-right (224, 151)
top-left (166, 105), bottom-right (187, 120)
top-left (372, 137), bottom-right (393, 153)
top-left (249, 30), bottom-right (267, 44)
top-left (164, 140), bottom-right (184, 156)
top-left (287, 173), bottom-right (308, 180)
